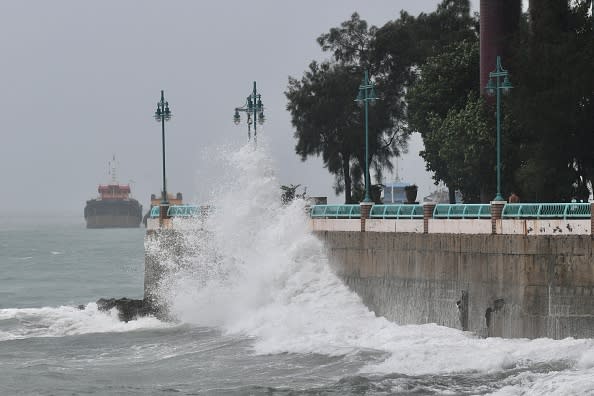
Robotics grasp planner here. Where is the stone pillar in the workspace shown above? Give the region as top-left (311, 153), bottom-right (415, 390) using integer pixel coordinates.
top-left (423, 202), bottom-right (436, 234)
top-left (360, 202), bottom-right (374, 232)
top-left (159, 203), bottom-right (170, 227)
top-left (491, 200), bottom-right (506, 234)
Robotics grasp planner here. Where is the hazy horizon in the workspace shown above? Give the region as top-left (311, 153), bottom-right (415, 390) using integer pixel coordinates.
top-left (1, 1), bottom-right (487, 217)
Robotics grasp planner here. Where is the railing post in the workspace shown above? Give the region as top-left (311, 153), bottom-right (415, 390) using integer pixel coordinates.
top-left (360, 202), bottom-right (373, 232)
top-left (591, 202), bottom-right (594, 237)
top-left (491, 200), bottom-right (506, 235)
top-left (423, 202), bottom-right (436, 234)
top-left (159, 202), bottom-right (170, 227)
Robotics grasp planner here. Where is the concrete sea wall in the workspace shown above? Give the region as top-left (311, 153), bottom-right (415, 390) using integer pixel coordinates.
top-left (144, 217), bottom-right (209, 318)
top-left (144, 208), bottom-right (594, 338)
top-left (316, 231), bottom-right (594, 339)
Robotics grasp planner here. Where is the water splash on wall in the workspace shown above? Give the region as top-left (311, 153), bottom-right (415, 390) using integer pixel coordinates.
top-left (155, 140), bottom-right (594, 392)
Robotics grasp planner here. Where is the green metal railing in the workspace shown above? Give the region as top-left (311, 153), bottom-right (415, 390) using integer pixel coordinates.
top-left (502, 203), bottom-right (590, 219)
top-left (310, 205), bottom-right (361, 219)
top-left (149, 206), bottom-right (160, 218)
top-left (370, 204), bottom-right (423, 219)
top-left (433, 204), bottom-right (492, 219)
top-left (306, 203), bottom-right (591, 220)
top-left (149, 204), bottom-right (201, 218)
top-left (168, 205), bottom-right (200, 217)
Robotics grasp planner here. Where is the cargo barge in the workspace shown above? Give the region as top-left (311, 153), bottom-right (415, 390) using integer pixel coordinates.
top-left (84, 158), bottom-right (142, 229)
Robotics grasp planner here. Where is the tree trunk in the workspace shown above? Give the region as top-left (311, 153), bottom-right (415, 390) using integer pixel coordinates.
top-left (343, 153), bottom-right (352, 204)
top-left (480, 185), bottom-right (491, 203)
top-left (449, 186), bottom-right (456, 204)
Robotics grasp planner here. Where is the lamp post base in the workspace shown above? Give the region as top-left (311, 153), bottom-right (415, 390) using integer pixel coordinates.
top-left (490, 200), bottom-right (507, 235)
top-left (360, 201), bottom-right (374, 232)
top-left (493, 193), bottom-right (505, 202)
top-left (423, 202), bottom-right (437, 234)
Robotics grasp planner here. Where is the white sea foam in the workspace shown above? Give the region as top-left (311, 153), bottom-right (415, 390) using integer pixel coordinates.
top-left (490, 367), bottom-right (594, 395)
top-left (0, 303), bottom-right (169, 341)
top-left (162, 140), bottom-right (594, 394)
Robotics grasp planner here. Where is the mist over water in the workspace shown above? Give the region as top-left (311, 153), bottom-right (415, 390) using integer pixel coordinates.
top-left (2, 141), bottom-right (594, 394)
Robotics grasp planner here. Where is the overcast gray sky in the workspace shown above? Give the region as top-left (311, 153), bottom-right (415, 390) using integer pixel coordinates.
top-left (1, 1), bottom-right (486, 216)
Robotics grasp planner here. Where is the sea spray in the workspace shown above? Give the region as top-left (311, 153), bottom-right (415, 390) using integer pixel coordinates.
top-left (156, 140), bottom-right (594, 392)
top-left (159, 142), bottom-right (301, 327)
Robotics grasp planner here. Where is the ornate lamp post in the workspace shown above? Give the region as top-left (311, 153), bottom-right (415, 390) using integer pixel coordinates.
top-left (485, 55), bottom-right (512, 202)
top-left (233, 81), bottom-right (265, 144)
top-left (355, 70), bottom-right (379, 203)
top-left (154, 90), bottom-right (172, 215)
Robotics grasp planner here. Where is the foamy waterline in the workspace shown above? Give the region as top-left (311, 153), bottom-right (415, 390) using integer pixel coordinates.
top-left (0, 303), bottom-right (170, 342)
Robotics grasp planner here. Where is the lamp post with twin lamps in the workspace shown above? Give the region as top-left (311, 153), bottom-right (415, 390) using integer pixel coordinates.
top-left (154, 90), bottom-right (172, 220)
top-left (355, 70), bottom-right (379, 203)
top-left (233, 81), bottom-right (265, 144)
top-left (485, 55), bottom-right (513, 202)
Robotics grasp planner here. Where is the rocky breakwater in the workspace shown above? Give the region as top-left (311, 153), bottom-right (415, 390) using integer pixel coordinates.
top-left (95, 298), bottom-right (160, 322)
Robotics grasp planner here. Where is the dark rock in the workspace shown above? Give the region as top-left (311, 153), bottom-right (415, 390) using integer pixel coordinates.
top-left (96, 297), bottom-right (157, 322)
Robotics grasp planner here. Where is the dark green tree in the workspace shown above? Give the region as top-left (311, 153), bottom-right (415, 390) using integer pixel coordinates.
top-left (372, 0), bottom-right (478, 73)
top-left (373, 0), bottom-right (479, 202)
top-left (424, 93), bottom-right (495, 202)
top-left (508, 0), bottom-right (594, 201)
top-left (406, 39), bottom-right (484, 201)
top-left (286, 14), bottom-right (408, 203)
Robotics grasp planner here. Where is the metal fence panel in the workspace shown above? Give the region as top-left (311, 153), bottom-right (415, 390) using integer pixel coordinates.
top-left (503, 203), bottom-right (590, 219)
top-left (370, 204), bottom-right (423, 219)
top-left (310, 204), bottom-right (360, 219)
top-left (433, 204), bottom-right (491, 219)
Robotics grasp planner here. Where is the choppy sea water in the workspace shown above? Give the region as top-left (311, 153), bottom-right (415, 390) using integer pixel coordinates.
top-left (2, 144), bottom-right (594, 395)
